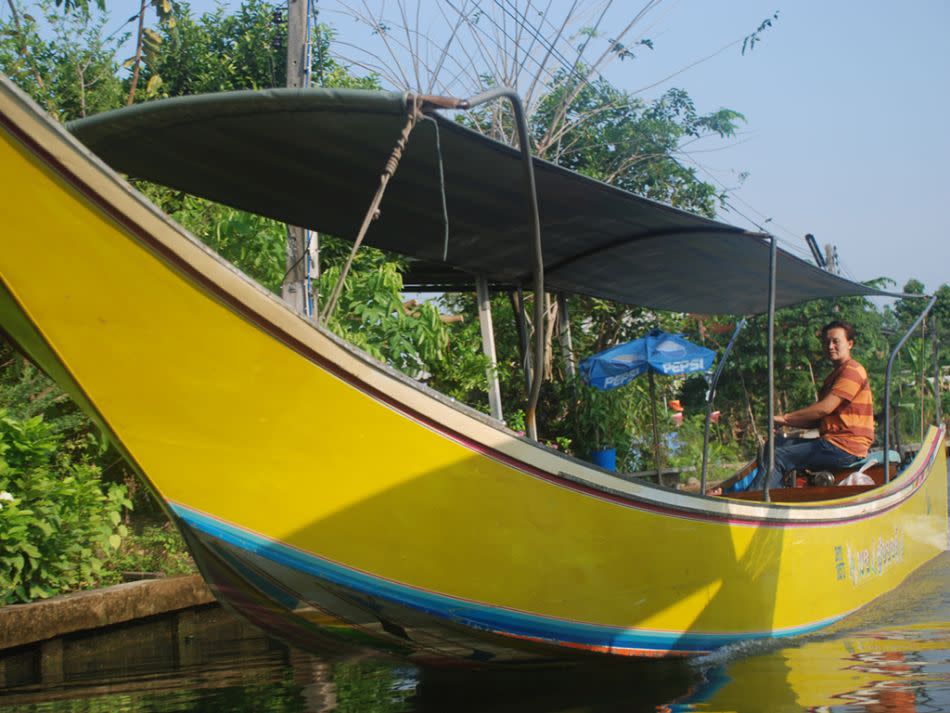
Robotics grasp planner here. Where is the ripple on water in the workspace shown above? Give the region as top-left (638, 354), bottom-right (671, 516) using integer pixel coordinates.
top-left (1, 553), bottom-right (948, 712)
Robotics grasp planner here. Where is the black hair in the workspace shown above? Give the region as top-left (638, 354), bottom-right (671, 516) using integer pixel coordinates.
top-left (821, 320), bottom-right (856, 342)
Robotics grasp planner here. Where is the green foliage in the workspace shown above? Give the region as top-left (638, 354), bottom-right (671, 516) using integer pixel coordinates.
top-left (138, 0), bottom-right (287, 98)
top-left (169, 194), bottom-right (288, 292)
top-left (423, 307), bottom-right (493, 408)
top-left (668, 414), bottom-right (744, 482)
top-left (742, 12), bottom-right (780, 55)
top-left (109, 523), bottom-right (195, 576)
top-left (0, 410), bottom-right (132, 604)
top-left (51, 0), bottom-right (103, 18)
top-left (530, 71), bottom-right (743, 217)
top-left (319, 260), bottom-right (450, 379)
top-left (140, 0), bottom-right (379, 98)
top-left (0, 344), bottom-right (110, 463)
top-left (0, 0), bottom-right (125, 119)
top-left (332, 659), bottom-right (415, 713)
top-left (571, 379), bottom-right (630, 454)
top-left (885, 281), bottom-right (950, 441)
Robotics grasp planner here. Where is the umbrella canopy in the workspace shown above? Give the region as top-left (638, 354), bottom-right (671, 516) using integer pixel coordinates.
top-left (579, 329), bottom-right (717, 391)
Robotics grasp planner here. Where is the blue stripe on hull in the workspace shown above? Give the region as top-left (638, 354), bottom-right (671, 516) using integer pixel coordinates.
top-left (170, 502), bottom-right (845, 655)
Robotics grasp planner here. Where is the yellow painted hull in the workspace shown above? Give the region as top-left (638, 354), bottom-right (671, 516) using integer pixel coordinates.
top-left (0, 77), bottom-right (946, 664)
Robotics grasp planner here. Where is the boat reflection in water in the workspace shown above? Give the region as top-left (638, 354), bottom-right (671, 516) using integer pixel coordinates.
top-left (2, 552), bottom-right (949, 712)
top-left (691, 624), bottom-right (949, 712)
top-left (687, 548), bottom-right (950, 712)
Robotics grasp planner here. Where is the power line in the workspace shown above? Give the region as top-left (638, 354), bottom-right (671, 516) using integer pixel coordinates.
top-left (682, 155), bottom-right (816, 261)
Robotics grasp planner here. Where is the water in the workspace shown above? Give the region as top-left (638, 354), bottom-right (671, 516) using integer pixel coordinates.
top-left (2, 549), bottom-right (949, 711)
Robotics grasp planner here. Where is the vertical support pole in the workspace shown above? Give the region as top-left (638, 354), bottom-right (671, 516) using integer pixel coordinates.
top-left (885, 295), bottom-right (938, 481)
top-left (764, 235), bottom-right (777, 503)
top-left (556, 293), bottom-right (576, 378)
top-left (476, 276), bottom-right (503, 420)
top-left (701, 318), bottom-right (746, 492)
top-left (935, 319), bottom-right (942, 425)
top-left (648, 370), bottom-right (661, 476)
top-left (920, 315), bottom-right (927, 441)
top-left (281, 0), bottom-right (311, 315)
top-left (462, 88), bottom-right (544, 441)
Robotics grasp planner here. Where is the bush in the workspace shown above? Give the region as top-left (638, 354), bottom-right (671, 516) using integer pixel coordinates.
top-left (571, 379), bottom-right (630, 455)
top-left (0, 410), bottom-right (132, 604)
top-left (668, 413), bottom-right (744, 482)
top-left (111, 524), bottom-right (195, 577)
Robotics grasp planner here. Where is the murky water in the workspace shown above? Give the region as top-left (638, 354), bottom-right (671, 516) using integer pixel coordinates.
top-left (2, 549), bottom-right (949, 711)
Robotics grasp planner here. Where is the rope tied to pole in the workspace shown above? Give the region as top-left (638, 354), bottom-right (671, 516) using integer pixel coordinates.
top-left (321, 94), bottom-right (424, 325)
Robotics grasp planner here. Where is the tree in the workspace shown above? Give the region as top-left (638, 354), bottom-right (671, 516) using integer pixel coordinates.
top-left (123, 0), bottom-right (174, 104)
top-left (0, 0), bottom-right (125, 118)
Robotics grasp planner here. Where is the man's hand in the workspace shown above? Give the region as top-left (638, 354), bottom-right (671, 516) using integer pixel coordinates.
top-left (775, 393), bottom-right (843, 429)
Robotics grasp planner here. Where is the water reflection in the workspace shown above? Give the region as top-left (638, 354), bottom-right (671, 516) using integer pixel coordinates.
top-left (1, 551), bottom-right (948, 712)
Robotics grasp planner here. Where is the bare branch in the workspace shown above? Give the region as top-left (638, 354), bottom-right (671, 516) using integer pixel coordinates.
top-left (630, 37), bottom-right (741, 97)
top-left (523, 0), bottom-right (573, 105)
top-left (427, 0), bottom-right (469, 93)
top-left (395, 0), bottom-right (420, 89)
top-left (357, 0), bottom-right (412, 88)
top-left (537, 0), bottom-right (663, 156)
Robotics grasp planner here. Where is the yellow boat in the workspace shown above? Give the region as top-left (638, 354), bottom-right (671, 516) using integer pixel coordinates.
top-left (0, 75), bottom-right (946, 666)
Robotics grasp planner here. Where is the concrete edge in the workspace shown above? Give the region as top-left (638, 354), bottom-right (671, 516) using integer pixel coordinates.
top-left (0, 575), bottom-right (216, 651)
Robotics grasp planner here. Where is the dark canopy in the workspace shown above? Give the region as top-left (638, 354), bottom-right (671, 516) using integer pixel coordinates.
top-left (69, 88), bottom-right (895, 314)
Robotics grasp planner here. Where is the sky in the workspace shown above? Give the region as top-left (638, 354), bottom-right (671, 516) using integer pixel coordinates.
top-left (66, 0), bottom-right (950, 294)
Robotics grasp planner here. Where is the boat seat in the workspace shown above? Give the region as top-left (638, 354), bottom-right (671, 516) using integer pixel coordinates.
top-left (844, 449), bottom-right (900, 470)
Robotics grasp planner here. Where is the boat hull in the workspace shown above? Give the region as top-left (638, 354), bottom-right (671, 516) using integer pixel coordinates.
top-left (1, 77), bottom-right (947, 666)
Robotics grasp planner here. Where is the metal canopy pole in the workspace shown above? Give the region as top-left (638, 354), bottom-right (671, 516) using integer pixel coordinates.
top-left (763, 236), bottom-right (777, 504)
top-left (920, 315), bottom-right (928, 442)
top-left (461, 88), bottom-right (544, 441)
top-left (934, 320), bottom-right (942, 425)
top-left (701, 318), bottom-right (747, 493)
top-left (884, 294), bottom-right (938, 482)
top-left (476, 275), bottom-right (503, 420)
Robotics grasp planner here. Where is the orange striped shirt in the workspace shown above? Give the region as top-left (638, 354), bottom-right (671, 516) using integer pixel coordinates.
top-left (819, 358), bottom-right (874, 457)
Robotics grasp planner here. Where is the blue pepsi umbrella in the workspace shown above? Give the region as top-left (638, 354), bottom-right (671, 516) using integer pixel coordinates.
top-left (579, 329), bottom-right (716, 391)
top-left (579, 329), bottom-right (717, 472)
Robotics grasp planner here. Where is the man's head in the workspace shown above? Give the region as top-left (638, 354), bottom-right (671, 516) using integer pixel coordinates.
top-left (821, 320), bottom-right (855, 365)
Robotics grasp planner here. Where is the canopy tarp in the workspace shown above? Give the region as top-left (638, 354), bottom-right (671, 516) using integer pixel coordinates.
top-left (69, 88), bottom-right (897, 315)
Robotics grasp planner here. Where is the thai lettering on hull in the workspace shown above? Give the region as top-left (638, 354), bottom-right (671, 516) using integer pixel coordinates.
top-left (836, 528), bottom-right (905, 585)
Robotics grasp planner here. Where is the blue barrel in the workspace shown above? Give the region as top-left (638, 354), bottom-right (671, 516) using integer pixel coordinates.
top-left (590, 447), bottom-right (617, 471)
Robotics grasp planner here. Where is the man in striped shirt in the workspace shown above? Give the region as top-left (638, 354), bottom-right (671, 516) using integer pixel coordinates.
top-left (753, 320), bottom-right (874, 490)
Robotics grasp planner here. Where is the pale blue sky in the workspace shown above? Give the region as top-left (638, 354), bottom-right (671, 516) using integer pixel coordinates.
top-left (92, 1), bottom-right (950, 294)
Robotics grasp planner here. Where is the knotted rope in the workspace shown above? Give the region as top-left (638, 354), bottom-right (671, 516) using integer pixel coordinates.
top-left (321, 95), bottom-right (424, 325)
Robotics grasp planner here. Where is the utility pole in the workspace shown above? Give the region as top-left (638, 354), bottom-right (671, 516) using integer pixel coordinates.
top-left (823, 243), bottom-right (839, 275)
top-left (282, 0), bottom-right (313, 316)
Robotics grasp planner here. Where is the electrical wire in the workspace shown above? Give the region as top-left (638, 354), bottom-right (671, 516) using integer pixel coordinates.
top-left (681, 154), bottom-right (817, 262)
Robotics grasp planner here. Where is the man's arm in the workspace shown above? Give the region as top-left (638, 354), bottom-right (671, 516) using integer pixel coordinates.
top-left (774, 393), bottom-right (843, 429)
